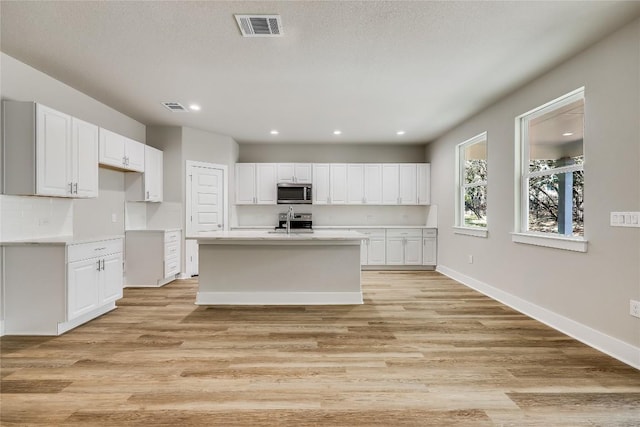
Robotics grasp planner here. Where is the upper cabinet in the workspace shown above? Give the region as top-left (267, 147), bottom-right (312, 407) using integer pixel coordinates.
top-left (277, 163), bottom-right (312, 183)
top-left (99, 128), bottom-right (145, 172)
top-left (125, 145), bottom-right (163, 202)
top-left (236, 162), bottom-right (430, 206)
top-left (236, 163), bottom-right (277, 205)
top-left (2, 101), bottom-right (98, 198)
top-left (417, 163), bottom-right (431, 205)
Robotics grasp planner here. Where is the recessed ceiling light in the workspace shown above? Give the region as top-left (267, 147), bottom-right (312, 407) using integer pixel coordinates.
top-left (189, 104), bottom-right (201, 111)
top-left (270, 130), bottom-right (279, 135)
top-left (396, 130), bottom-right (406, 135)
top-left (562, 132), bottom-right (573, 136)
top-left (333, 130), bottom-right (342, 135)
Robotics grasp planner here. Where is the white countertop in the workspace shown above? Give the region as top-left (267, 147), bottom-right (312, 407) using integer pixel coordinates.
top-left (125, 228), bottom-right (182, 233)
top-left (196, 229), bottom-right (364, 244)
top-left (1, 235), bottom-right (124, 246)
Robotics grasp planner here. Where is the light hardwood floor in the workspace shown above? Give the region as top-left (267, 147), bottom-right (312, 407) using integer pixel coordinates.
top-left (1, 271), bottom-right (639, 426)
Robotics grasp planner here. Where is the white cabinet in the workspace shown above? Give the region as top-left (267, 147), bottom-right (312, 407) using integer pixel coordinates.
top-left (364, 164), bottom-right (383, 205)
top-left (385, 229), bottom-right (423, 265)
top-left (382, 164), bottom-right (418, 205)
top-left (125, 145), bottom-right (163, 202)
top-left (422, 229), bottom-right (437, 265)
top-left (125, 230), bottom-right (182, 287)
top-left (3, 238), bottom-right (123, 335)
top-left (358, 229), bottom-right (386, 265)
top-left (330, 164), bottom-right (348, 204)
top-left (99, 128), bottom-right (145, 172)
top-left (399, 164), bottom-right (418, 205)
top-left (235, 163), bottom-right (277, 204)
top-left (347, 164), bottom-right (365, 204)
top-left (313, 164), bottom-right (331, 205)
top-left (277, 163), bottom-right (312, 183)
top-left (417, 163), bottom-right (431, 205)
top-left (2, 101), bottom-right (98, 198)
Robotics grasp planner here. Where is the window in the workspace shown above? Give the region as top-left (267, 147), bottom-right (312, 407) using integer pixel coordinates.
top-left (455, 132), bottom-right (488, 237)
top-left (513, 87), bottom-right (587, 252)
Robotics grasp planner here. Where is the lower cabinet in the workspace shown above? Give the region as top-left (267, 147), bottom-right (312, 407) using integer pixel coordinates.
top-left (125, 229), bottom-right (182, 287)
top-left (352, 227), bottom-right (437, 268)
top-left (3, 237), bottom-right (123, 336)
top-left (359, 229), bottom-right (386, 265)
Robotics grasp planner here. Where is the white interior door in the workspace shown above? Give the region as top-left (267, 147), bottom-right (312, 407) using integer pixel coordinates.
top-left (186, 161), bottom-right (228, 276)
top-left (189, 165), bottom-right (224, 234)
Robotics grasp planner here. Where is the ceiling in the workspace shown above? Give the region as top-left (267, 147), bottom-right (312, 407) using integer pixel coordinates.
top-left (2, 1), bottom-right (639, 145)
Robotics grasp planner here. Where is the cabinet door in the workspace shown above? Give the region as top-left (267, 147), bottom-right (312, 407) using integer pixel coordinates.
top-left (423, 238), bottom-right (437, 265)
top-left (417, 163), bottom-right (431, 205)
top-left (67, 258), bottom-right (100, 320)
top-left (36, 104), bottom-right (72, 197)
top-left (277, 163), bottom-right (295, 183)
top-left (235, 163), bottom-right (256, 204)
top-left (101, 253), bottom-right (123, 304)
top-left (125, 138), bottom-right (145, 172)
top-left (313, 164), bottom-right (331, 204)
top-left (385, 237), bottom-right (405, 265)
top-left (368, 237), bottom-right (386, 265)
top-left (364, 164), bottom-right (383, 205)
top-left (347, 164), bottom-right (365, 205)
top-left (381, 164), bottom-right (400, 205)
top-left (256, 163), bottom-right (277, 204)
top-left (72, 118), bottom-right (99, 198)
top-left (294, 164), bottom-right (312, 183)
top-left (399, 164), bottom-right (417, 205)
top-left (99, 128), bottom-right (126, 168)
top-left (144, 146), bottom-right (163, 201)
top-left (404, 237), bottom-right (423, 265)
top-left (330, 164), bottom-right (347, 204)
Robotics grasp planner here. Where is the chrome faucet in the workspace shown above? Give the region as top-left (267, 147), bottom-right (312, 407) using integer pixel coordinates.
top-left (286, 205), bottom-right (294, 234)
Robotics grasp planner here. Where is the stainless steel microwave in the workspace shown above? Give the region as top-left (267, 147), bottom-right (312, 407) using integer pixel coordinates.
top-left (277, 183), bottom-right (312, 204)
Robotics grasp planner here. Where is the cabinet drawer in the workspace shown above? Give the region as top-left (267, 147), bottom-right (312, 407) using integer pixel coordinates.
top-left (164, 242), bottom-right (180, 259)
top-left (386, 229), bottom-right (422, 238)
top-left (164, 258), bottom-right (180, 277)
top-left (165, 231), bottom-right (180, 244)
top-left (68, 238), bottom-right (123, 263)
top-left (356, 228), bottom-right (386, 239)
top-left (422, 229), bottom-right (437, 238)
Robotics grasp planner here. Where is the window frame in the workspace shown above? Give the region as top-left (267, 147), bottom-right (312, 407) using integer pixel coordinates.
top-left (454, 132), bottom-right (488, 238)
top-left (513, 87), bottom-right (588, 252)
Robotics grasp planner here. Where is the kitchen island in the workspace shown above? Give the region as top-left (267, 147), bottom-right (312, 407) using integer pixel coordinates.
top-left (195, 230), bottom-right (364, 305)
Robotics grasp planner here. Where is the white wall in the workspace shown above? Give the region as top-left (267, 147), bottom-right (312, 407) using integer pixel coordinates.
top-left (239, 143), bottom-right (426, 163)
top-left (426, 19), bottom-right (640, 365)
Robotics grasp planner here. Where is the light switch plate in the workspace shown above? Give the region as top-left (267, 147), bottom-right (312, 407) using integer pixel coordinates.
top-left (610, 212), bottom-right (640, 227)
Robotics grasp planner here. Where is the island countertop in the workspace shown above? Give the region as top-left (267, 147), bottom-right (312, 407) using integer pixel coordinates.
top-left (195, 229), bottom-right (364, 244)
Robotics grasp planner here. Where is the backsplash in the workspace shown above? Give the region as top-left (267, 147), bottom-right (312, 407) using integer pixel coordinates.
top-left (0, 195), bottom-right (73, 241)
top-left (234, 205), bottom-right (436, 227)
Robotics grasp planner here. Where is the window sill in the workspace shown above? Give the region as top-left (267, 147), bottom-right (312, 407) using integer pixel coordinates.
top-left (511, 232), bottom-right (588, 253)
top-left (453, 226), bottom-right (488, 238)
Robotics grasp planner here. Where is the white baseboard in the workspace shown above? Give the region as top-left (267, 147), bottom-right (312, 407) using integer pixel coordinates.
top-left (196, 291), bottom-right (363, 305)
top-left (436, 265), bottom-right (640, 370)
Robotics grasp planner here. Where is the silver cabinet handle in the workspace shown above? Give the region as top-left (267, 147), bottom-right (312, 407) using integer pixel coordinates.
top-left (101, 259), bottom-right (105, 270)
top-left (146, 190), bottom-right (150, 199)
top-left (73, 183), bottom-right (78, 194)
top-left (123, 156), bottom-right (126, 166)
top-left (69, 182), bottom-right (73, 194)
top-left (97, 260), bottom-right (101, 271)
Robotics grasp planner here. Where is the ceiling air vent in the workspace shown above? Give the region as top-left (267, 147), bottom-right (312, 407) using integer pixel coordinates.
top-left (234, 14), bottom-right (283, 37)
top-left (161, 102), bottom-right (188, 112)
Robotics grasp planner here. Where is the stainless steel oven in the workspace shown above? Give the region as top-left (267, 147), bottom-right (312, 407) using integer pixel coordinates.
top-left (277, 183), bottom-right (312, 204)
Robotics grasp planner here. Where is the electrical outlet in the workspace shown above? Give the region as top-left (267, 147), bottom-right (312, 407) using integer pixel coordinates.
top-left (111, 213), bottom-right (117, 223)
top-left (468, 255), bottom-right (473, 264)
top-left (630, 300), bottom-right (640, 319)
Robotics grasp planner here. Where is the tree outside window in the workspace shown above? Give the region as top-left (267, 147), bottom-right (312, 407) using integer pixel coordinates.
top-left (456, 133), bottom-right (487, 229)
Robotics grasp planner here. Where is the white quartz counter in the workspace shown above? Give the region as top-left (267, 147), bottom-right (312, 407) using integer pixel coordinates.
top-left (196, 229), bottom-right (364, 244)
top-left (0, 235), bottom-right (124, 246)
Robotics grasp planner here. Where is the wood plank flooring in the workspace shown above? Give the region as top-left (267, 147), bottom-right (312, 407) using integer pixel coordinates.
top-left (1, 271), bottom-right (639, 426)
